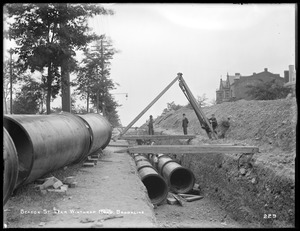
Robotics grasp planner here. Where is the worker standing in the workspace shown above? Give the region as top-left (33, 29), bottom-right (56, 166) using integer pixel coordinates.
top-left (219, 117), bottom-right (230, 138)
top-left (201, 122), bottom-right (212, 139)
top-left (182, 113), bottom-right (189, 135)
top-left (148, 115), bottom-right (154, 135)
top-left (208, 114), bottom-right (218, 135)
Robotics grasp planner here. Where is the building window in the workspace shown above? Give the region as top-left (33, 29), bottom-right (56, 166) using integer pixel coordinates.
top-left (225, 91), bottom-right (230, 99)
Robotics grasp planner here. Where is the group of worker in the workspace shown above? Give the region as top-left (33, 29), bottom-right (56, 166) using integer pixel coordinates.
top-left (181, 113), bottom-right (230, 139)
top-left (147, 113), bottom-right (230, 139)
top-left (201, 114), bottom-right (230, 139)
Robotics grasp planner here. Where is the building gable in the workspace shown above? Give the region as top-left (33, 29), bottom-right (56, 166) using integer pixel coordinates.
top-left (216, 67), bottom-right (287, 104)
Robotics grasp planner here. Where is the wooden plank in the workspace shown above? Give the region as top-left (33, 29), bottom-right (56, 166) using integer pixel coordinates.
top-left (114, 145), bottom-right (259, 154)
top-left (171, 193), bottom-right (185, 206)
top-left (82, 162), bottom-right (94, 167)
top-left (108, 140), bottom-right (129, 147)
top-left (178, 193), bottom-right (200, 198)
top-left (167, 197), bottom-right (178, 205)
top-left (108, 144), bottom-right (129, 148)
top-left (118, 75), bottom-right (180, 138)
top-left (185, 196), bottom-right (204, 202)
top-left (121, 135), bottom-right (196, 140)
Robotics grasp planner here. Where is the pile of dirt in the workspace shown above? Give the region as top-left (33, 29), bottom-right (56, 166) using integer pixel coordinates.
top-left (151, 98), bottom-right (296, 176)
top-left (154, 98), bottom-right (296, 151)
top-left (145, 98), bottom-right (296, 227)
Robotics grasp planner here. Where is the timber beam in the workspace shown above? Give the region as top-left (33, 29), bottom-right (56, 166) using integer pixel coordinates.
top-left (121, 135), bottom-right (196, 140)
top-left (114, 145), bottom-right (259, 154)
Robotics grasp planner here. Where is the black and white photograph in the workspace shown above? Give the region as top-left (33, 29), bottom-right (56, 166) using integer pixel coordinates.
top-left (3, 3), bottom-right (296, 228)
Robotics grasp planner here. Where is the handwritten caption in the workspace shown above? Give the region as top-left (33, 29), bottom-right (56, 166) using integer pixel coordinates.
top-left (20, 209), bottom-right (144, 215)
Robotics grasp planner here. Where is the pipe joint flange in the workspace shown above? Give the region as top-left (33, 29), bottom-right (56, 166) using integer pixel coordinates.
top-left (157, 154), bottom-right (167, 160)
top-left (137, 164), bottom-right (155, 172)
top-left (159, 159), bottom-right (178, 175)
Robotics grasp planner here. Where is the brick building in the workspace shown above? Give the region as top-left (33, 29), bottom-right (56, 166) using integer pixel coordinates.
top-left (216, 67), bottom-right (291, 104)
top-left (284, 65), bottom-right (296, 96)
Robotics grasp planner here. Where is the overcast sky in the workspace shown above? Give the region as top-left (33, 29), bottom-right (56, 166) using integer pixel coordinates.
top-left (4, 3), bottom-right (296, 127)
top-left (87, 3), bottom-right (295, 127)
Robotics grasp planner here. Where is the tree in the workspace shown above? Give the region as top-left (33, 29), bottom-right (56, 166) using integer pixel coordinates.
top-left (246, 79), bottom-right (290, 100)
top-left (101, 94), bottom-right (121, 127)
top-left (5, 3), bottom-right (114, 114)
top-left (186, 93), bottom-right (208, 109)
top-left (196, 94), bottom-right (208, 107)
top-left (75, 35), bottom-right (120, 122)
top-left (13, 77), bottom-right (44, 114)
top-left (3, 60), bottom-right (13, 114)
top-left (3, 57), bottom-right (27, 114)
top-left (162, 101), bottom-right (182, 113)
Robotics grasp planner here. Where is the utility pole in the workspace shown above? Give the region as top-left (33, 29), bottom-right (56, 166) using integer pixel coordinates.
top-left (9, 49), bottom-right (13, 114)
top-left (96, 66), bottom-right (100, 114)
top-left (100, 38), bottom-right (106, 117)
top-left (61, 4), bottom-right (71, 113)
top-left (61, 60), bottom-right (71, 113)
top-left (60, 20), bottom-right (72, 113)
top-left (86, 75), bottom-right (90, 113)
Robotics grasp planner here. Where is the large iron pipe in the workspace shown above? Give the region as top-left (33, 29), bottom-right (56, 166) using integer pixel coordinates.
top-left (156, 154), bottom-right (195, 194)
top-left (77, 113), bottom-right (112, 155)
top-left (133, 154), bottom-right (168, 205)
top-left (3, 112), bottom-right (91, 187)
top-left (3, 127), bottom-right (19, 205)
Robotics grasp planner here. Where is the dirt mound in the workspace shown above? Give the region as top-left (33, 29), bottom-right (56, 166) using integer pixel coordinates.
top-left (148, 98), bottom-right (296, 227)
top-left (152, 98), bottom-right (296, 178)
top-left (154, 98), bottom-right (296, 152)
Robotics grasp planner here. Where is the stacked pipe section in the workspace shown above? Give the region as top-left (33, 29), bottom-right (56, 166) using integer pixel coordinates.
top-left (77, 113), bottom-right (112, 155)
top-left (3, 112), bottom-right (112, 205)
top-left (149, 154), bottom-right (195, 194)
top-left (3, 127), bottom-right (19, 205)
top-left (133, 154), bottom-right (168, 205)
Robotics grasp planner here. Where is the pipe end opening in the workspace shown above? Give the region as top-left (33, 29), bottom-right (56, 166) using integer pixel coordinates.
top-left (142, 174), bottom-right (168, 205)
top-left (169, 168), bottom-right (195, 194)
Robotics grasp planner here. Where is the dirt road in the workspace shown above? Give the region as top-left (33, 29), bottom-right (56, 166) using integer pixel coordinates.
top-left (4, 140), bottom-right (156, 228)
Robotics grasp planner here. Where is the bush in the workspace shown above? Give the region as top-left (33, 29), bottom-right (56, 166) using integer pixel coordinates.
top-left (163, 101), bottom-right (183, 113)
top-left (246, 79), bottom-right (290, 100)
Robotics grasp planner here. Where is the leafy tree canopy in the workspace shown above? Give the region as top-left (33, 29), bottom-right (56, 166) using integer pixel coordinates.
top-left (74, 35), bottom-right (120, 119)
top-left (13, 77), bottom-right (44, 114)
top-left (5, 3), bottom-right (114, 114)
top-left (246, 79), bottom-right (290, 100)
top-left (163, 101), bottom-right (182, 114)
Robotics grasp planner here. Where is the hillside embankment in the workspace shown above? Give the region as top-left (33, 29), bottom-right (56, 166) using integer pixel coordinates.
top-left (141, 98), bottom-right (296, 227)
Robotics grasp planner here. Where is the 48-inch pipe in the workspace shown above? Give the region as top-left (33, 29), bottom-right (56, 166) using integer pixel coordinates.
top-left (153, 154), bottom-right (195, 194)
top-left (3, 127), bottom-right (19, 205)
top-left (3, 112), bottom-right (112, 190)
top-left (133, 154), bottom-right (168, 205)
top-left (77, 113), bottom-right (112, 155)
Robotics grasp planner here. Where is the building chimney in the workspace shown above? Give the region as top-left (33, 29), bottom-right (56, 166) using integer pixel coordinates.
top-left (284, 70), bottom-right (289, 83)
top-left (289, 65), bottom-right (295, 82)
top-left (253, 72), bottom-right (256, 75)
top-left (264, 68), bottom-right (268, 72)
top-left (235, 73), bottom-right (240, 76)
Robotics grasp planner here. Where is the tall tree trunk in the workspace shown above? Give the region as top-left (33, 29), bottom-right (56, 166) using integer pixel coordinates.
top-left (87, 91), bottom-right (89, 113)
top-left (46, 63), bottom-right (52, 114)
top-left (96, 89), bottom-right (99, 114)
top-left (61, 59), bottom-right (71, 113)
top-left (3, 90), bottom-right (8, 114)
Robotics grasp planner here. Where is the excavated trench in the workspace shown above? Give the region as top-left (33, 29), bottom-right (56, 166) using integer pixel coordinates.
top-left (129, 128), bottom-right (295, 228)
top-left (158, 137), bottom-right (295, 228)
